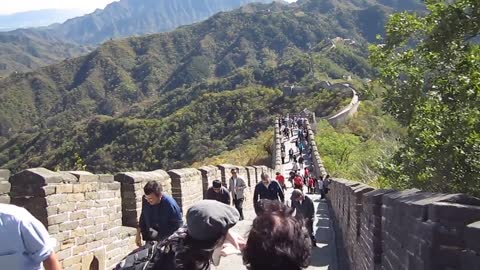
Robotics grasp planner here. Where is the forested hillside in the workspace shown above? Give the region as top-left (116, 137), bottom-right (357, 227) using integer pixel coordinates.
top-left (0, 0), bottom-right (424, 173)
top-left (0, 0), bottom-right (273, 77)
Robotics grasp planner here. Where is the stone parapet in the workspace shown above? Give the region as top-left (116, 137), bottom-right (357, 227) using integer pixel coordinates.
top-left (0, 169), bottom-right (10, 204)
top-left (168, 168), bottom-right (203, 216)
top-left (198, 165), bottom-right (220, 198)
top-left (328, 179), bottom-right (480, 270)
top-left (114, 170), bottom-right (171, 228)
top-left (9, 168), bottom-right (136, 270)
top-left (217, 164), bottom-right (237, 187)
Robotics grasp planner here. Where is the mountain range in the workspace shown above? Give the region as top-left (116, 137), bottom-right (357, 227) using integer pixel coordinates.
top-left (0, 9), bottom-right (88, 31)
top-left (0, 0), bottom-right (274, 78)
top-left (0, 0), bottom-right (425, 172)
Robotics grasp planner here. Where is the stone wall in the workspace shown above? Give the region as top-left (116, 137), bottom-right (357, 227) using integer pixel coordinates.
top-left (273, 118), bottom-right (282, 172)
top-left (9, 168), bottom-right (137, 270)
top-left (199, 165), bottom-right (220, 198)
top-left (114, 170), bottom-right (171, 228)
top-left (304, 120), bottom-right (327, 178)
top-left (1, 160), bottom-right (275, 270)
top-left (305, 116), bottom-right (480, 270)
top-left (0, 169), bottom-right (10, 203)
top-left (168, 168), bottom-right (203, 216)
top-left (328, 180), bottom-right (480, 270)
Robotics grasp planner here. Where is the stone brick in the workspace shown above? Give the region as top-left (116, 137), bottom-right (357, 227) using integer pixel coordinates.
top-left (0, 169), bottom-right (10, 180)
top-left (46, 206), bottom-right (59, 216)
top-left (46, 194), bottom-right (68, 205)
top-left (0, 195), bottom-right (10, 204)
top-left (70, 211), bottom-right (87, 221)
top-left (67, 171), bottom-right (100, 182)
top-left (59, 221), bottom-right (79, 232)
top-left (0, 181), bottom-right (11, 193)
top-left (72, 244), bottom-right (87, 256)
top-left (87, 209), bottom-right (103, 218)
top-left (66, 193), bottom-right (85, 202)
top-left (48, 213), bottom-right (69, 225)
top-left (55, 184), bottom-right (73, 193)
top-left (10, 168), bottom-right (63, 185)
top-left (56, 247), bottom-right (72, 260)
top-left (62, 254), bottom-right (82, 268)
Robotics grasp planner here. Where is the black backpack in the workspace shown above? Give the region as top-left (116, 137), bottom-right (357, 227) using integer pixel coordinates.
top-left (115, 241), bottom-right (176, 270)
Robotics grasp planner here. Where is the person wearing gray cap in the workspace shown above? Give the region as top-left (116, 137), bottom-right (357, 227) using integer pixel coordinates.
top-left (149, 200), bottom-right (245, 270)
top-left (290, 189), bottom-right (316, 245)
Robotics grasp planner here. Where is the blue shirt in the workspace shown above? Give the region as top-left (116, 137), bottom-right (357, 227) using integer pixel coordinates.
top-left (0, 204), bottom-right (55, 270)
top-left (139, 193), bottom-right (183, 241)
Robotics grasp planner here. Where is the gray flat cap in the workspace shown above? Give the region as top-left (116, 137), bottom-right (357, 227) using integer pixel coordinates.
top-left (187, 200), bottom-right (240, 241)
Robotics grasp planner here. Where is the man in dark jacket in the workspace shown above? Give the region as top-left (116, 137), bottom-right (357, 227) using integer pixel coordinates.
top-left (138, 180), bottom-right (183, 246)
top-left (206, 180), bottom-right (231, 205)
top-left (253, 173), bottom-right (284, 215)
top-left (290, 189), bottom-right (316, 245)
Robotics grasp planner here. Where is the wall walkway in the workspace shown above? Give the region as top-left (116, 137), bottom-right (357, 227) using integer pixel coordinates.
top-left (304, 117), bottom-right (480, 270)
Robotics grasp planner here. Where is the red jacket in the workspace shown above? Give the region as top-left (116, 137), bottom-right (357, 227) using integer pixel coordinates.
top-left (294, 176), bottom-right (303, 186)
top-left (276, 175), bottom-right (285, 185)
top-left (308, 177), bottom-right (314, 187)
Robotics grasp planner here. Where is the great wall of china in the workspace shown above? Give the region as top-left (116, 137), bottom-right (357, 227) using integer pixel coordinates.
top-left (1, 113), bottom-right (479, 269)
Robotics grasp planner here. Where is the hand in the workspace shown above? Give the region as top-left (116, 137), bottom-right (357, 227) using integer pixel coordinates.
top-left (221, 230), bottom-right (246, 256)
top-left (135, 228), bottom-right (142, 247)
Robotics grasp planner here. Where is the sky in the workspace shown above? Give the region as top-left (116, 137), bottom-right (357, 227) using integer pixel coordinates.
top-left (0, 0), bottom-right (297, 15)
top-left (0, 0), bottom-right (119, 15)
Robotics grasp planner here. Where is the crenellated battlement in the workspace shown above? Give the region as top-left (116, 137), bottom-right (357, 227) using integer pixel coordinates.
top-left (1, 163), bottom-right (276, 270)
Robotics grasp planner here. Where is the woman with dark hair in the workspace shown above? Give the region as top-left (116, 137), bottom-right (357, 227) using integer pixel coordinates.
top-left (243, 201), bottom-right (312, 270)
top-left (148, 200), bottom-right (244, 270)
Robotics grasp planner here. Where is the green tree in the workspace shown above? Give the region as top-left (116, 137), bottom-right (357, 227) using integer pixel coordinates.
top-left (370, 0), bottom-right (480, 195)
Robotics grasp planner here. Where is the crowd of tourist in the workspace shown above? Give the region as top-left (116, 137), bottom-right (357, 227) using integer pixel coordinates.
top-left (0, 115), bottom-right (331, 270)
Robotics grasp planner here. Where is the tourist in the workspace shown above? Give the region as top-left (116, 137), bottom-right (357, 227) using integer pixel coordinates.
top-left (138, 180), bottom-right (183, 246)
top-left (243, 201), bottom-right (311, 270)
top-left (290, 189), bottom-right (316, 245)
top-left (281, 150), bottom-right (286, 164)
top-left (323, 174), bottom-right (332, 196)
top-left (288, 148), bottom-right (294, 162)
top-left (253, 173), bottom-right (285, 215)
top-left (293, 173), bottom-right (303, 190)
top-left (228, 168), bottom-right (247, 221)
top-left (0, 203), bottom-right (62, 270)
top-left (206, 180), bottom-right (230, 205)
top-left (318, 177), bottom-right (325, 200)
top-left (149, 200), bottom-right (245, 270)
top-left (292, 160), bottom-right (299, 173)
top-left (275, 172), bottom-right (286, 191)
top-left (307, 177), bottom-right (315, 194)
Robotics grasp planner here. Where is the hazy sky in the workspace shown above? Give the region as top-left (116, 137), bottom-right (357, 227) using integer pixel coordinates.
top-left (0, 0), bottom-right (297, 15)
top-left (0, 0), bottom-right (119, 15)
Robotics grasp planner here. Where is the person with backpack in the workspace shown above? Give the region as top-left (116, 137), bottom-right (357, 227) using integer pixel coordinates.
top-left (138, 181), bottom-right (183, 246)
top-left (117, 200), bottom-right (245, 270)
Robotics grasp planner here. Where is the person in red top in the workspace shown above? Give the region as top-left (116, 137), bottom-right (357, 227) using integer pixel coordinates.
top-left (308, 177), bottom-right (315, 194)
top-left (294, 173), bottom-right (303, 190)
top-left (275, 172), bottom-right (286, 191)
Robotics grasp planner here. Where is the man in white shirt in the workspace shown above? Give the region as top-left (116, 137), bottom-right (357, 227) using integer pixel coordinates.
top-left (0, 204), bottom-right (61, 270)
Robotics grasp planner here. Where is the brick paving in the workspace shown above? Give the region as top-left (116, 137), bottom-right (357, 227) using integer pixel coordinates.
top-left (217, 128), bottom-right (337, 270)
